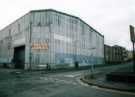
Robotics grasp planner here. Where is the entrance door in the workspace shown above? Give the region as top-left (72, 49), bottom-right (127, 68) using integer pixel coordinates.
top-left (13, 46), bottom-right (25, 69)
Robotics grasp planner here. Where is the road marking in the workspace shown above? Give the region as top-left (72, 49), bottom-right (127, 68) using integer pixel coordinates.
top-left (64, 73), bottom-right (81, 78)
top-left (64, 74), bottom-right (77, 78)
top-left (40, 77), bottom-right (78, 85)
top-left (91, 85), bottom-right (99, 89)
top-left (54, 78), bottom-right (77, 85)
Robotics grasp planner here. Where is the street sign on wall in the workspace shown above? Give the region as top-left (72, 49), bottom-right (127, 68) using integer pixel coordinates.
top-left (130, 25), bottom-right (135, 42)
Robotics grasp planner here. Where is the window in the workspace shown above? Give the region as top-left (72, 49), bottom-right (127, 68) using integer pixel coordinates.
top-left (81, 23), bottom-right (85, 35)
top-left (9, 29), bottom-right (11, 36)
top-left (18, 24), bottom-right (20, 33)
top-left (55, 14), bottom-right (61, 26)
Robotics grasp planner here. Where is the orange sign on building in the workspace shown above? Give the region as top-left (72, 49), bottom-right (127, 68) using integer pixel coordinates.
top-left (32, 42), bottom-right (48, 50)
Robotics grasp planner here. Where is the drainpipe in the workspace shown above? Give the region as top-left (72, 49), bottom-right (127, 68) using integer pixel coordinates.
top-left (29, 22), bottom-right (32, 70)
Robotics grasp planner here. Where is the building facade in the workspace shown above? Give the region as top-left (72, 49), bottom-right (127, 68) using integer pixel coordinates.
top-left (0, 9), bottom-right (104, 69)
top-left (104, 45), bottom-right (128, 64)
top-left (127, 51), bottom-right (133, 61)
top-left (104, 45), bottom-right (112, 64)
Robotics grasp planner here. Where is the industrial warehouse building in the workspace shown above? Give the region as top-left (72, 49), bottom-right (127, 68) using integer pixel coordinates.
top-left (0, 9), bottom-right (104, 69)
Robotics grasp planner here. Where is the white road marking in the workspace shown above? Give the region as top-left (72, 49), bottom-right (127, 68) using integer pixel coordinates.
top-left (64, 73), bottom-right (82, 78)
top-left (91, 85), bottom-right (99, 89)
top-left (40, 77), bottom-right (78, 85)
top-left (54, 78), bottom-right (77, 85)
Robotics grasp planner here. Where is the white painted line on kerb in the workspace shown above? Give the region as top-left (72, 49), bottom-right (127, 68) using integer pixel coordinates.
top-left (76, 79), bottom-right (89, 86)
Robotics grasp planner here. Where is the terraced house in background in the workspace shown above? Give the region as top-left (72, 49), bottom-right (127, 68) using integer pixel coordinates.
top-left (104, 45), bottom-right (128, 64)
top-left (0, 9), bottom-right (104, 70)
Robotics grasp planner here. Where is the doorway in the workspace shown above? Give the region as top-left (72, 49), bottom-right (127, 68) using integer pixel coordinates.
top-left (13, 46), bottom-right (25, 69)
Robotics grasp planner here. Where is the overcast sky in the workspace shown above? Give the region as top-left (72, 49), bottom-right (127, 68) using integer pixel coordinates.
top-left (0, 0), bottom-right (134, 50)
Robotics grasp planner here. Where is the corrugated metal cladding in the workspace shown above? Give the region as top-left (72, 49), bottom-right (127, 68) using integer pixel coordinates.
top-left (0, 9), bottom-right (104, 69)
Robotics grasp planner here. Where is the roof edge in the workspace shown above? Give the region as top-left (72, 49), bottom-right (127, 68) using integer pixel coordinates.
top-left (30, 9), bottom-right (104, 37)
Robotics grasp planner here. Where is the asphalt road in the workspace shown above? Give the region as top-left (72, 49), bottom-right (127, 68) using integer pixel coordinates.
top-left (0, 63), bottom-right (134, 97)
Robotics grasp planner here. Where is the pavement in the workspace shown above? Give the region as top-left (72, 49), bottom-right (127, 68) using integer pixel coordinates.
top-left (0, 63), bottom-right (135, 97)
top-left (81, 62), bottom-right (135, 92)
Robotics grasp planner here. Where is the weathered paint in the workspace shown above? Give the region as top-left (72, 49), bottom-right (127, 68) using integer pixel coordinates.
top-left (0, 9), bottom-right (104, 69)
